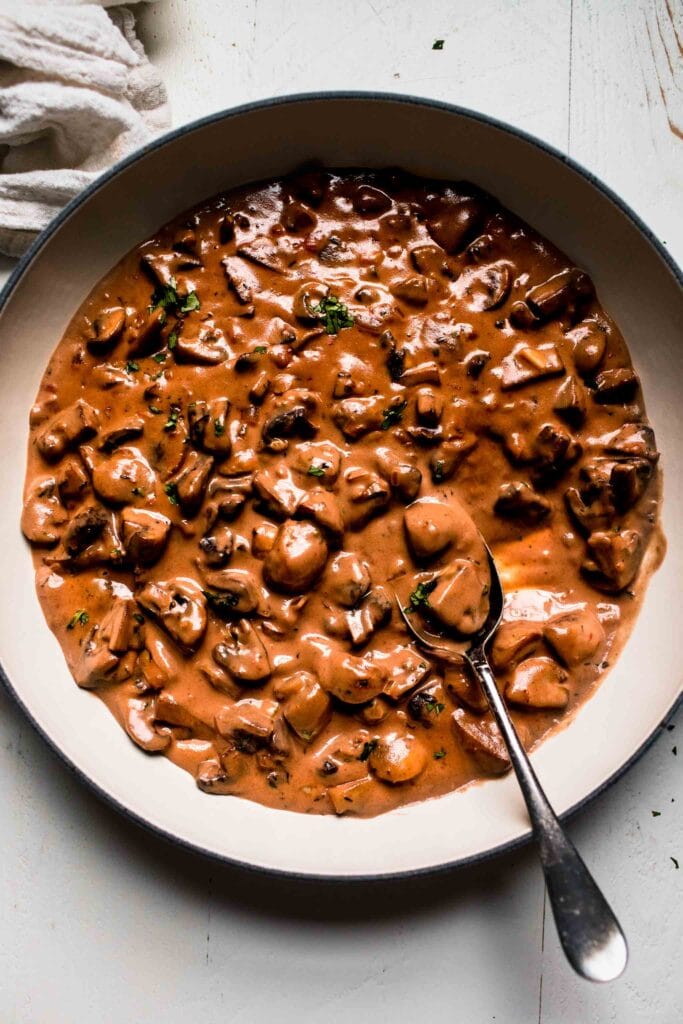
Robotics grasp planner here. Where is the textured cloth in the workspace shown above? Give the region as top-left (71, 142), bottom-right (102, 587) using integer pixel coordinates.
top-left (0, 2), bottom-right (169, 256)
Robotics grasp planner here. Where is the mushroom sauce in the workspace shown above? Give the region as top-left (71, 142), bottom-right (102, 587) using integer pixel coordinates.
top-left (22, 169), bottom-right (662, 817)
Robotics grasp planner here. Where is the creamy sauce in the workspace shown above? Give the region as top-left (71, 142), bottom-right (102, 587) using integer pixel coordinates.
top-left (21, 169), bottom-right (661, 817)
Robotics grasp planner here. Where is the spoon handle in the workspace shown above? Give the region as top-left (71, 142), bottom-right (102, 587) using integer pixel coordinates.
top-left (468, 647), bottom-right (628, 983)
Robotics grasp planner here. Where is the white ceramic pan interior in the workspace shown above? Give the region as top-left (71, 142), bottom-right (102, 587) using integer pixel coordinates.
top-left (0, 94), bottom-right (681, 878)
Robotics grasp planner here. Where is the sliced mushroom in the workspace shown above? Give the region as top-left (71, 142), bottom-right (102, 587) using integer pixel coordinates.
top-left (369, 732), bottom-right (427, 783)
top-left (121, 508), bottom-right (171, 565)
top-left (123, 697), bottom-right (171, 752)
top-left (407, 678), bottom-right (448, 726)
top-left (213, 620), bottom-right (272, 684)
top-left (92, 448), bottom-right (156, 506)
top-left (198, 522), bottom-right (234, 567)
top-left (292, 280), bottom-right (329, 321)
top-left (253, 465), bottom-right (304, 518)
top-left (494, 482), bottom-right (552, 525)
top-left (187, 398), bottom-right (232, 457)
top-left (57, 456), bottom-right (90, 505)
top-left (324, 551), bottom-right (371, 607)
top-left (21, 475), bottom-right (67, 545)
top-left (262, 404), bottom-right (318, 448)
top-left (505, 657), bottom-right (569, 709)
top-left (404, 496), bottom-right (480, 561)
top-left (73, 624), bottom-right (120, 689)
top-left (428, 560), bottom-right (490, 635)
top-left (553, 375), bottom-right (587, 427)
top-left (62, 505), bottom-right (108, 556)
top-left (499, 344), bottom-right (565, 390)
top-left (544, 607), bottom-right (605, 666)
top-left (526, 268), bottom-right (594, 321)
top-left (175, 323), bottom-right (232, 365)
top-left (344, 467), bottom-right (391, 528)
top-left (296, 488), bottom-right (344, 546)
top-left (399, 360), bottom-right (441, 386)
top-left (137, 577), bottom-right (207, 651)
top-left (452, 709), bottom-right (510, 774)
top-left (167, 449), bottom-right (213, 516)
top-left (264, 519), bottom-right (328, 593)
top-left (36, 399), bottom-right (99, 462)
top-left (453, 261), bottom-right (512, 311)
top-left (582, 529), bottom-right (643, 592)
top-left (215, 697), bottom-right (278, 747)
top-left (87, 307), bottom-right (126, 352)
top-left (566, 319), bottom-right (607, 376)
top-left (490, 620), bottom-right (543, 671)
top-left (375, 447), bottom-right (422, 503)
top-left (327, 776), bottom-right (374, 815)
top-left (346, 587), bottom-right (392, 646)
top-left (196, 755), bottom-right (248, 794)
top-left (592, 368), bottom-right (639, 405)
top-left (273, 671), bottom-right (332, 741)
top-left (332, 395), bottom-right (385, 440)
top-left (201, 569), bottom-right (261, 616)
top-left (98, 415), bottom-right (145, 453)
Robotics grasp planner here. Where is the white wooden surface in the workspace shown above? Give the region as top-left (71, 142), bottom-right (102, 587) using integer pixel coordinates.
top-left (1, 1), bottom-right (681, 1020)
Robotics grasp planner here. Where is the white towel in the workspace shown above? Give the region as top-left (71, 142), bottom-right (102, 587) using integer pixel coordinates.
top-left (0, 2), bottom-right (170, 256)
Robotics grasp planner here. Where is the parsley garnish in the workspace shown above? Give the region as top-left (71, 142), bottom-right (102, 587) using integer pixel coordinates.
top-left (203, 590), bottom-right (240, 617)
top-left (406, 578), bottom-right (437, 612)
top-left (168, 332), bottom-right (178, 350)
top-left (652, 810), bottom-right (662, 817)
top-left (432, 459), bottom-right (445, 483)
top-left (148, 405), bottom-right (161, 415)
top-left (181, 291), bottom-right (200, 313)
top-left (253, 345), bottom-right (267, 354)
top-left (433, 39), bottom-right (444, 49)
top-left (67, 609), bottom-right (89, 630)
top-left (164, 482), bottom-right (179, 505)
top-left (359, 739), bottom-right (379, 762)
top-left (131, 486), bottom-right (145, 497)
top-left (307, 462), bottom-right (328, 477)
top-left (424, 698), bottom-right (445, 715)
top-left (311, 294), bottom-right (354, 335)
top-left (163, 404), bottom-right (181, 432)
top-left (434, 748), bottom-right (447, 760)
top-left (386, 347), bottom-right (405, 382)
top-left (381, 400), bottom-right (407, 430)
top-left (214, 419), bottom-right (225, 436)
top-left (133, 613), bottom-right (145, 624)
top-left (125, 361), bottom-right (139, 373)
top-left (152, 352), bottom-right (167, 363)
top-left (150, 276), bottom-right (200, 317)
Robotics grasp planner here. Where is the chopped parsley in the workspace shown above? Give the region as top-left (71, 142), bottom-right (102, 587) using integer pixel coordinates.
top-left (358, 739), bottom-right (379, 762)
top-left (214, 418), bottom-right (225, 436)
top-left (152, 351), bottom-right (167, 363)
top-left (131, 486), bottom-right (145, 497)
top-left (311, 294), bottom-right (354, 335)
top-left (386, 347), bottom-right (405, 382)
top-left (180, 291), bottom-right (201, 313)
top-left (406, 578), bottom-right (437, 613)
top-left (67, 609), bottom-right (89, 630)
top-left (148, 405), bottom-right (161, 415)
top-left (253, 345), bottom-right (268, 354)
top-left (381, 400), bottom-right (407, 430)
top-left (164, 482), bottom-right (179, 505)
top-left (652, 810), bottom-right (662, 817)
top-left (150, 276), bottom-right (201, 318)
top-left (163, 404), bottom-right (181, 432)
top-left (424, 697), bottom-right (445, 715)
top-left (133, 613), bottom-right (145, 624)
top-left (203, 590), bottom-right (240, 617)
top-left (168, 331), bottom-right (178, 350)
top-left (432, 459), bottom-right (445, 483)
top-left (434, 748), bottom-right (447, 760)
top-left (307, 462), bottom-right (328, 478)
top-left (125, 361), bottom-right (140, 374)
top-left (433, 39), bottom-right (444, 50)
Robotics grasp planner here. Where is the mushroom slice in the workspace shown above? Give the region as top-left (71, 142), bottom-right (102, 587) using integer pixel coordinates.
top-left (137, 577), bottom-right (207, 651)
top-left (87, 307), bottom-right (126, 352)
top-left (21, 475), bottom-right (67, 545)
top-left (343, 467), bottom-right (391, 529)
top-left (318, 649), bottom-right (385, 704)
top-left (213, 620), bottom-right (272, 685)
top-left (296, 488), bottom-right (344, 546)
top-left (253, 465), bottom-right (305, 518)
top-left (544, 607), bottom-right (605, 666)
top-left (425, 192), bottom-right (487, 254)
top-left (201, 569), bottom-right (262, 616)
top-left (353, 184), bottom-right (392, 215)
top-left (121, 508), bottom-right (171, 565)
top-left (332, 395), bottom-right (385, 440)
top-left (290, 440), bottom-right (342, 484)
top-left (526, 268), bottom-right (594, 321)
top-left (582, 529), bottom-right (643, 592)
top-left (123, 306), bottom-right (166, 356)
top-left (167, 449), bottom-right (213, 516)
top-left (324, 551), bottom-right (371, 608)
top-left (443, 663), bottom-right (487, 713)
top-left (452, 709), bottom-right (511, 774)
top-left (505, 657), bottom-right (569, 709)
top-left (429, 433), bottom-right (479, 484)
top-left (138, 635), bottom-right (178, 690)
top-left (188, 398), bottom-right (232, 457)
top-left (175, 323), bottom-right (232, 365)
top-left (600, 422), bottom-right (658, 462)
top-left (222, 256), bottom-right (258, 308)
top-left (62, 504), bottom-right (108, 556)
top-left (264, 520), bottom-right (328, 593)
top-left (141, 250), bottom-right (201, 286)
top-left (592, 368), bottom-right (639, 405)
top-left (391, 275), bottom-right (430, 306)
top-left (369, 732), bottom-right (427, 783)
top-left (404, 497), bottom-right (468, 561)
top-left (566, 319), bottom-right (607, 376)
top-left (237, 237), bottom-right (283, 272)
top-left (73, 625), bottom-right (121, 689)
top-left (100, 595), bottom-right (143, 654)
top-left (328, 776), bottom-right (374, 815)
top-left (292, 280), bottom-right (330, 320)
top-left (154, 691), bottom-right (213, 732)
top-left (490, 620), bottom-right (543, 671)
top-left (453, 261), bottom-right (512, 312)
top-left (498, 344), bottom-right (564, 390)
top-left (428, 560), bottom-right (490, 636)
top-left (198, 522), bottom-right (234, 567)
top-left (57, 457), bottom-right (89, 504)
top-left (553, 376), bottom-right (587, 427)
top-left (124, 697), bottom-right (171, 752)
top-left (273, 671), bottom-right (332, 741)
top-left (407, 678), bottom-right (448, 726)
top-left (346, 587), bottom-right (392, 646)
top-left (215, 697), bottom-right (278, 749)
top-left (36, 399), bottom-right (99, 462)
top-left (381, 646), bottom-right (431, 701)
top-left (262, 404), bottom-right (318, 448)
top-left (376, 446), bottom-right (422, 503)
top-left (92, 448), bottom-right (156, 506)
top-left (98, 415), bottom-right (145, 452)
top-left (196, 755), bottom-right (248, 794)
top-left (494, 482), bottom-right (552, 526)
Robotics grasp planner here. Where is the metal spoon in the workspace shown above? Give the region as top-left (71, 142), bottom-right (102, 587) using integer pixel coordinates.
top-left (395, 545), bottom-right (628, 982)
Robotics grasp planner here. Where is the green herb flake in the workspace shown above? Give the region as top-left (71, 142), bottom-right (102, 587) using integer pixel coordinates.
top-left (358, 739), bottom-right (379, 762)
top-left (307, 462), bottom-right (328, 478)
top-left (148, 405), bottom-right (161, 415)
top-left (214, 418), bottom-right (225, 437)
top-left (163, 404), bottom-right (181, 432)
top-left (652, 810), bottom-right (662, 817)
top-left (311, 294), bottom-right (354, 335)
top-left (671, 857), bottom-right (679, 869)
top-left (131, 486), bottom-right (145, 497)
top-left (168, 332), bottom-right (178, 350)
top-left (125, 361), bottom-right (140, 374)
top-left (164, 482), bottom-right (179, 505)
top-left (133, 613), bottom-right (145, 624)
top-left (433, 39), bottom-right (444, 50)
top-left (405, 578), bottom-right (437, 613)
top-left (381, 400), bottom-right (407, 430)
top-left (203, 590), bottom-right (240, 617)
top-left (432, 459), bottom-right (445, 483)
top-left (180, 291), bottom-right (201, 313)
top-left (152, 351), bottom-right (167, 363)
top-left (424, 698), bottom-right (445, 715)
top-left (67, 609), bottom-right (89, 630)
top-left (434, 748), bottom-right (447, 760)
top-left (253, 345), bottom-right (268, 354)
